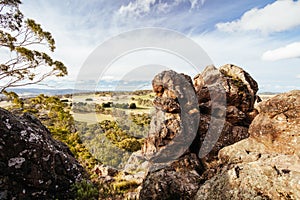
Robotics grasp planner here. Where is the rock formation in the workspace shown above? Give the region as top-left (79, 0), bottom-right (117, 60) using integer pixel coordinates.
top-left (140, 70), bottom-right (204, 199)
top-left (194, 64), bottom-right (259, 164)
top-left (195, 90), bottom-right (300, 199)
top-left (0, 108), bottom-right (84, 199)
top-left (142, 70), bottom-right (200, 164)
top-left (139, 64), bottom-right (293, 200)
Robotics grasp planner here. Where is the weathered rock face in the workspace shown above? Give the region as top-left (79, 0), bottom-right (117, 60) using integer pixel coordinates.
top-left (0, 108), bottom-right (84, 199)
top-left (143, 70), bottom-right (200, 163)
top-left (140, 70), bottom-right (204, 199)
top-left (196, 150), bottom-right (300, 200)
top-left (140, 153), bottom-right (203, 200)
top-left (249, 90), bottom-right (300, 156)
top-left (123, 150), bottom-right (149, 184)
top-left (194, 64), bottom-right (259, 163)
top-left (195, 90), bottom-right (300, 200)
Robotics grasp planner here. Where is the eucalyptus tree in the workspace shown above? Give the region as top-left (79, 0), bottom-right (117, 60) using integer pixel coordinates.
top-left (0, 0), bottom-right (67, 93)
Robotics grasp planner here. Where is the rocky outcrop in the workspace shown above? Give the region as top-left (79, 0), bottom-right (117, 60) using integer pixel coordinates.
top-left (194, 64), bottom-right (259, 164)
top-left (0, 108), bottom-right (84, 199)
top-left (142, 70), bottom-right (200, 164)
top-left (195, 90), bottom-right (300, 200)
top-left (196, 151), bottom-right (300, 200)
top-left (140, 70), bottom-right (204, 199)
top-left (139, 65), bottom-right (261, 199)
top-left (124, 66), bottom-right (298, 200)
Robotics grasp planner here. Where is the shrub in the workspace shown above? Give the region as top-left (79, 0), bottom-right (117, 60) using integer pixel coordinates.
top-left (113, 180), bottom-right (139, 192)
top-left (129, 103), bottom-right (136, 109)
top-left (71, 180), bottom-right (99, 200)
top-left (117, 138), bottom-right (141, 152)
top-left (102, 102), bottom-right (112, 108)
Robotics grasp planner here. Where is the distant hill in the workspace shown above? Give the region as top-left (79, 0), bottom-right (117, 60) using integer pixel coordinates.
top-left (3, 80), bottom-right (152, 97)
top-left (5, 88), bottom-right (91, 97)
top-left (4, 88), bottom-right (280, 97)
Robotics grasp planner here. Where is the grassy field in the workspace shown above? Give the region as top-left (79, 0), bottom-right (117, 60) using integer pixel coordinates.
top-left (71, 91), bottom-right (154, 124)
top-left (72, 112), bottom-right (114, 125)
top-left (132, 93), bottom-right (155, 100)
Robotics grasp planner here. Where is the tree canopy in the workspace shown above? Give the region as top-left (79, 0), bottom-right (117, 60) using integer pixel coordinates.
top-left (0, 0), bottom-right (67, 93)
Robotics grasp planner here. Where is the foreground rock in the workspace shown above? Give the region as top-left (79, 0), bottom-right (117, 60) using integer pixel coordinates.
top-left (0, 108), bottom-right (84, 199)
top-left (195, 90), bottom-right (300, 199)
top-left (194, 64), bottom-right (259, 164)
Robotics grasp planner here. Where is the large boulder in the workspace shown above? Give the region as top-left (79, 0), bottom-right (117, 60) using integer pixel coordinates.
top-left (0, 108), bottom-right (84, 199)
top-left (249, 90), bottom-right (300, 156)
top-left (195, 90), bottom-right (300, 199)
top-left (140, 153), bottom-right (203, 200)
top-left (194, 64), bottom-right (259, 164)
top-left (196, 150), bottom-right (300, 200)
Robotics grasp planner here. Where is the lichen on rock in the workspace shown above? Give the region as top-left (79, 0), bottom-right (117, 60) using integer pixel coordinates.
top-left (0, 108), bottom-right (85, 199)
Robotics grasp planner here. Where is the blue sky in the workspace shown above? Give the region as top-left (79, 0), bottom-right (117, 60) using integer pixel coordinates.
top-left (19, 0), bottom-right (300, 92)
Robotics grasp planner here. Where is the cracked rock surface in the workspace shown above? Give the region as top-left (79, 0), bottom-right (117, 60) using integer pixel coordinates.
top-left (194, 64), bottom-right (259, 164)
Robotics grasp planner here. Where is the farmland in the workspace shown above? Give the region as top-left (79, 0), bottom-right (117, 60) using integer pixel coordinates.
top-left (70, 90), bottom-right (154, 125)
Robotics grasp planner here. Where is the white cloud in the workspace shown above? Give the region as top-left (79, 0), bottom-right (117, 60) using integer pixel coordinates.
top-left (118, 0), bottom-right (205, 17)
top-left (192, 31), bottom-right (300, 92)
top-left (189, 0), bottom-right (206, 9)
top-left (156, 2), bottom-right (169, 13)
top-left (262, 42), bottom-right (300, 61)
top-left (216, 0), bottom-right (300, 34)
top-left (297, 74), bottom-right (300, 78)
top-left (189, 0), bottom-right (198, 9)
top-left (118, 0), bottom-right (156, 17)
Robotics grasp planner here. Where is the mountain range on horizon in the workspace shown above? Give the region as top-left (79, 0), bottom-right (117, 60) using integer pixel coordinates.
top-left (2, 87), bottom-right (280, 97)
